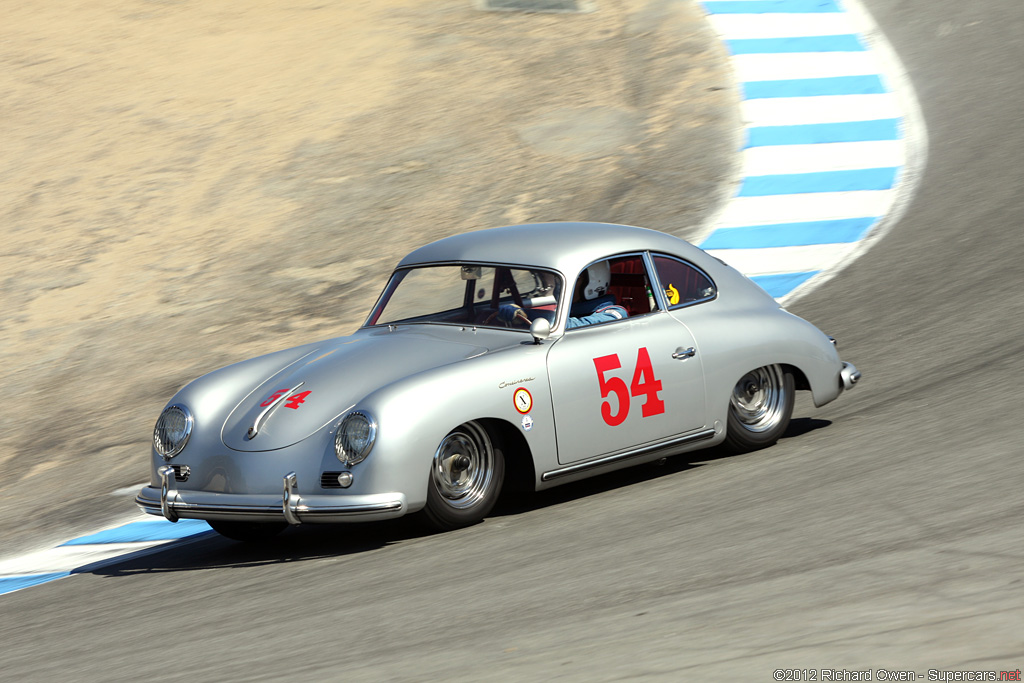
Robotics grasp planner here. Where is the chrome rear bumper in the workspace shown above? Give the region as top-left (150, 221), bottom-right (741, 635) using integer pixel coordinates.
top-left (840, 361), bottom-right (861, 390)
top-left (136, 467), bottom-right (406, 524)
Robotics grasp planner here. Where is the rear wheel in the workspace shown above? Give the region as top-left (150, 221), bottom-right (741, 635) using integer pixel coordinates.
top-left (207, 520), bottom-right (287, 542)
top-left (723, 364), bottom-right (794, 453)
top-left (422, 421), bottom-right (505, 531)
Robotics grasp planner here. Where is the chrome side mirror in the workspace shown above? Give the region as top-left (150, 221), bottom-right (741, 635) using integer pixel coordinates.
top-left (530, 317), bottom-right (551, 344)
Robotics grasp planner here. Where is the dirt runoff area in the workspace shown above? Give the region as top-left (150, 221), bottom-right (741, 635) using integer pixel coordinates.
top-left (0, 0), bottom-right (739, 555)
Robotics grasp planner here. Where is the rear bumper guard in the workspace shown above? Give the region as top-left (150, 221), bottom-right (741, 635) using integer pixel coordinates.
top-left (137, 468), bottom-right (405, 524)
top-left (840, 361), bottom-right (861, 391)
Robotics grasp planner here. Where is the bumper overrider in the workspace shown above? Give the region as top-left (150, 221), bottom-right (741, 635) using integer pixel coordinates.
top-left (840, 361), bottom-right (861, 391)
top-left (136, 466), bottom-right (406, 525)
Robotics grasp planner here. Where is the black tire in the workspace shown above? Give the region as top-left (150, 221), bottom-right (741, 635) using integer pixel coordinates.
top-left (207, 520), bottom-right (288, 542)
top-left (422, 421), bottom-right (505, 531)
top-left (723, 364), bottom-right (795, 454)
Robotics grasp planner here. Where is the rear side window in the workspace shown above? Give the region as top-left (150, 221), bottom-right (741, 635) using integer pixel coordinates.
top-left (652, 255), bottom-right (716, 309)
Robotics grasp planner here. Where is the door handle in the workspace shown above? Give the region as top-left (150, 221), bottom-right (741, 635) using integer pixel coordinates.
top-left (672, 346), bottom-right (696, 360)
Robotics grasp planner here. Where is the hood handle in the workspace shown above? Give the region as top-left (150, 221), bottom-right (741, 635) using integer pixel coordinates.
top-left (247, 381), bottom-right (304, 440)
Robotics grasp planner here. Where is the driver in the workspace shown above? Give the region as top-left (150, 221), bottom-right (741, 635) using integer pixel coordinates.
top-left (495, 261), bottom-right (628, 329)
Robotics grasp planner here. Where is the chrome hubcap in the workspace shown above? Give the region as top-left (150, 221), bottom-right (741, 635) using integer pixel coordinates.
top-left (730, 365), bottom-right (786, 433)
top-left (431, 421), bottom-right (494, 509)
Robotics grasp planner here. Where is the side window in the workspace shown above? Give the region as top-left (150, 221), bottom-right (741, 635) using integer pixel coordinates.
top-left (607, 255), bottom-right (658, 317)
top-left (567, 254), bottom-right (657, 330)
top-left (652, 255), bottom-right (716, 308)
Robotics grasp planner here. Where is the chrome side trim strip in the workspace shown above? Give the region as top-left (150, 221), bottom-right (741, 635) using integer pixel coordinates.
top-left (541, 429), bottom-right (716, 481)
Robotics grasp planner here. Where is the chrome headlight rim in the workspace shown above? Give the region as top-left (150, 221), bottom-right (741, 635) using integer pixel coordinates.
top-left (335, 410), bottom-right (377, 466)
top-left (154, 404), bottom-right (194, 460)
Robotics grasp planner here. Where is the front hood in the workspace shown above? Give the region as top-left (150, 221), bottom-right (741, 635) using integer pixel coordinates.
top-left (221, 326), bottom-right (489, 451)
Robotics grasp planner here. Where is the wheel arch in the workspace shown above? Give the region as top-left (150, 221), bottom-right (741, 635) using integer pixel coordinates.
top-left (781, 363), bottom-right (811, 392)
top-left (478, 417), bottom-right (537, 493)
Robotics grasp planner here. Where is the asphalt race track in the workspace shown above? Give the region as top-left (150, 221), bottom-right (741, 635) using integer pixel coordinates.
top-left (2, 0), bottom-right (1023, 680)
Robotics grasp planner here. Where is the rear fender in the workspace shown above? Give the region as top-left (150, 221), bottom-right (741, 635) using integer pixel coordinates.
top-left (672, 304), bottom-right (843, 425)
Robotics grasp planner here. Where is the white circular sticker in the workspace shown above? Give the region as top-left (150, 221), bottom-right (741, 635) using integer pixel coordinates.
top-left (513, 387), bottom-right (533, 414)
top-left (521, 414), bottom-right (534, 432)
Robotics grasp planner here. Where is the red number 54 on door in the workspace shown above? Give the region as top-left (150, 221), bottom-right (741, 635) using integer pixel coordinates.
top-left (592, 347), bottom-right (665, 426)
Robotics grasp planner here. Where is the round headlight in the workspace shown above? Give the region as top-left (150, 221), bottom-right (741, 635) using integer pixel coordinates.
top-left (335, 411), bottom-right (376, 466)
top-left (154, 404), bottom-right (193, 459)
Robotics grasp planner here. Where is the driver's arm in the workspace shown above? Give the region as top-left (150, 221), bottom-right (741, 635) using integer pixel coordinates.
top-left (566, 303), bottom-right (628, 329)
top-left (496, 303), bottom-right (530, 324)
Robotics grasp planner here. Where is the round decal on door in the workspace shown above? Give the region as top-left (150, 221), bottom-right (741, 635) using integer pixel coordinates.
top-left (513, 387), bottom-right (533, 414)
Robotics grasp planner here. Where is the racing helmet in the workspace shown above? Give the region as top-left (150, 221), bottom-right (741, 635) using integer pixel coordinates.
top-left (582, 260), bottom-right (611, 300)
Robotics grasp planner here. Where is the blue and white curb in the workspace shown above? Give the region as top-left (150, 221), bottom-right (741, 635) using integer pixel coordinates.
top-left (0, 0), bottom-right (926, 597)
top-left (0, 516), bottom-right (213, 595)
top-left (696, 0), bottom-right (926, 301)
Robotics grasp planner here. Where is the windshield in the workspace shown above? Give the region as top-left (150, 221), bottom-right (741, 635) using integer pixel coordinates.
top-left (366, 264), bottom-right (563, 330)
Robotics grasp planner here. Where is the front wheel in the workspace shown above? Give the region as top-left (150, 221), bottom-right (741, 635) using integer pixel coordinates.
top-left (422, 421), bottom-right (505, 531)
top-left (207, 520), bottom-right (287, 542)
top-left (723, 364), bottom-right (794, 453)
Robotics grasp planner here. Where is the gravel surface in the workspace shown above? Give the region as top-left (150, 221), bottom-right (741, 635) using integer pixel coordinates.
top-left (0, 0), bottom-right (739, 556)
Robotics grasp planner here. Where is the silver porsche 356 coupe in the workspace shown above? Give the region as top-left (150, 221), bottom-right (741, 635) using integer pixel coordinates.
top-left (137, 222), bottom-right (860, 540)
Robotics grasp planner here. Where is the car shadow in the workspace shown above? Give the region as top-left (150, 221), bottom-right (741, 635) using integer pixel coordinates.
top-left (662, 417), bottom-right (832, 466)
top-left (82, 460), bottom-right (707, 577)
top-left (82, 518), bottom-right (424, 578)
top-left (492, 454), bottom-right (704, 518)
top-left (84, 460), bottom-right (702, 577)
top-left (782, 417), bottom-right (832, 439)
top-left (83, 418), bottom-right (833, 576)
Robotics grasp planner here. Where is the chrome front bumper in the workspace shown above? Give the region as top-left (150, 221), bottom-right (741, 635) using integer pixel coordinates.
top-left (136, 467), bottom-right (406, 525)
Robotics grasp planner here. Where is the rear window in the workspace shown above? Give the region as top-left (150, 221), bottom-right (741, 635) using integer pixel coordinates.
top-left (652, 255), bottom-right (716, 309)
